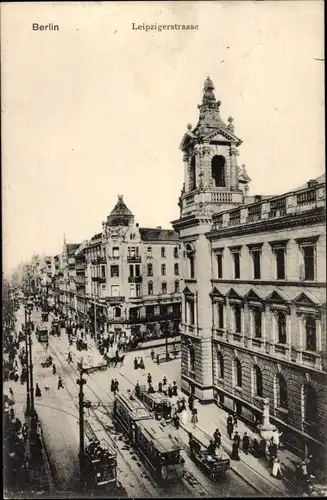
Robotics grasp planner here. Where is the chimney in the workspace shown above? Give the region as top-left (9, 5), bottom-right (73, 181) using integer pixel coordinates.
top-left (156, 226), bottom-right (162, 229)
top-left (307, 180), bottom-right (318, 188)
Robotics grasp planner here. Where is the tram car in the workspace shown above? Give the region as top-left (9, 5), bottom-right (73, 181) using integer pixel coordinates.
top-left (41, 311), bottom-right (49, 322)
top-left (83, 419), bottom-right (117, 488)
top-left (51, 319), bottom-right (60, 336)
top-left (36, 325), bottom-right (49, 343)
top-left (113, 394), bottom-right (183, 483)
top-left (138, 391), bottom-right (171, 421)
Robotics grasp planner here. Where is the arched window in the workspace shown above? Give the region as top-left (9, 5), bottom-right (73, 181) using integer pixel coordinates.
top-left (211, 155), bottom-right (226, 187)
top-left (254, 365), bottom-right (263, 397)
top-left (217, 352), bottom-right (224, 379)
top-left (189, 156), bottom-right (196, 191)
top-left (114, 307), bottom-right (121, 318)
top-left (304, 384), bottom-right (317, 423)
top-left (235, 359), bottom-right (242, 387)
top-left (148, 281), bottom-right (153, 295)
top-left (112, 247), bottom-right (119, 258)
top-left (276, 374), bottom-right (288, 408)
top-left (306, 317), bottom-right (317, 351)
top-left (277, 312), bottom-right (287, 344)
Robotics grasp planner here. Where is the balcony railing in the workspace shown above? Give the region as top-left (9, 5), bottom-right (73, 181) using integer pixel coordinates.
top-left (92, 276), bottom-right (106, 283)
top-left (127, 256), bottom-right (141, 263)
top-left (128, 276), bottom-right (143, 283)
top-left (211, 182), bottom-right (325, 231)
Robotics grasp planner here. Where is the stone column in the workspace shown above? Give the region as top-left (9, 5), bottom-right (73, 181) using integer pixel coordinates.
top-left (230, 145), bottom-right (239, 190)
top-left (183, 154), bottom-right (190, 193)
top-left (201, 143), bottom-right (212, 189)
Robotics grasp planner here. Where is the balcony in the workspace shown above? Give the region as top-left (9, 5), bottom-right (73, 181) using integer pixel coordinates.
top-left (92, 276), bottom-right (106, 283)
top-left (210, 181), bottom-right (325, 231)
top-left (127, 256), bottom-right (141, 263)
top-left (128, 276), bottom-right (143, 283)
top-left (302, 351), bottom-right (322, 370)
top-left (105, 296), bottom-right (125, 304)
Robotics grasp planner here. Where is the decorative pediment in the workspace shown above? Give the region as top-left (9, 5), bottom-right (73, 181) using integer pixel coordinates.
top-left (210, 287), bottom-right (226, 302)
top-left (226, 288), bottom-right (243, 300)
top-left (179, 131), bottom-right (196, 151)
top-left (244, 288), bottom-right (265, 302)
top-left (266, 290), bottom-right (291, 304)
top-left (182, 286), bottom-right (194, 297)
top-left (204, 128), bottom-right (241, 144)
top-left (293, 292), bottom-right (321, 307)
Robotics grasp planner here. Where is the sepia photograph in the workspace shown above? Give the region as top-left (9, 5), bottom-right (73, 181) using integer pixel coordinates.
top-left (1, 0), bottom-right (326, 498)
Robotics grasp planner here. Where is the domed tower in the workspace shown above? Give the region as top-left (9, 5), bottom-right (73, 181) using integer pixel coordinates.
top-left (178, 77), bottom-right (250, 217)
top-left (173, 78), bottom-right (250, 402)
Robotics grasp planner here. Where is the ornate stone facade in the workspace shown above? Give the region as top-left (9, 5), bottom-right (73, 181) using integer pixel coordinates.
top-left (172, 77), bottom-right (326, 463)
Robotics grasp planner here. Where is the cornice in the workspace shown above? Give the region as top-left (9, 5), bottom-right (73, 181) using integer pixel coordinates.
top-left (211, 278), bottom-right (326, 288)
top-left (206, 209), bottom-right (325, 240)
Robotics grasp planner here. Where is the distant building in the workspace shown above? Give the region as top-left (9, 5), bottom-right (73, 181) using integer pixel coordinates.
top-left (172, 77), bottom-right (326, 460)
top-left (84, 195), bottom-right (181, 343)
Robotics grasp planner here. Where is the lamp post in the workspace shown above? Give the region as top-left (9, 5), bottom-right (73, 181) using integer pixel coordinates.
top-left (76, 363), bottom-right (87, 484)
top-left (24, 306), bottom-right (31, 416)
top-left (258, 398), bottom-right (276, 457)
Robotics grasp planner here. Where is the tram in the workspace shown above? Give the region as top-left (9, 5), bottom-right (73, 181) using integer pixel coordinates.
top-left (113, 394), bottom-right (184, 482)
top-left (83, 419), bottom-right (117, 488)
top-left (36, 324), bottom-right (49, 343)
top-left (138, 392), bottom-right (171, 421)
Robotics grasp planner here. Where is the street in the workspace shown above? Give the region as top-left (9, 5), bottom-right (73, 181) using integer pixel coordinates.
top-left (10, 305), bottom-right (276, 497)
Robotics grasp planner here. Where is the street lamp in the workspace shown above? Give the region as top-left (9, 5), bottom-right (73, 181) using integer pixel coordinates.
top-left (257, 398), bottom-right (276, 457)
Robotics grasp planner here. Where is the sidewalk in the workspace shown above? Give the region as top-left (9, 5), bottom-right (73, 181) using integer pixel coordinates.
top-left (121, 356), bottom-right (301, 497)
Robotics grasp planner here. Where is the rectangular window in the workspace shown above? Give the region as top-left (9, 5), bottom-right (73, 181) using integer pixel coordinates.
top-left (233, 253), bottom-right (240, 279)
top-left (128, 247), bottom-right (136, 258)
top-left (252, 250), bottom-right (261, 280)
top-left (174, 280), bottom-right (180, 293)
top-left (147, 263), bottom-right (153, 276)
top-left (218, 303), bottom-right (224, 329)
top-left (135, 265), bottom-right (140, 277)
top-left (275, 248), bottom-right (285, 280)
top-left (187, 300), bottom-right (195, 325)
top-left (253, 309), bottom-right (262, 338)
top-left (174, 247), bottom-right (179, 258)
top-left (129, 284), bottom-right (135, 297)
top-left (161, 264), bottom-right (166, 276)
top-left (189, 255), bottom-right (195, 279)
top-left (174, 263), bottom-right (179, 276)
top-left (148, 282), bottom-right (153, 295)
top-left (303, 245), bottom-right (315, 281)
top-left (129, 265), bottom-right (134, 277)
top-left (162, 282), bottom-right (167, 294)
top-left (110, 265), bottom-right (119, 278)
top-left (217, 254), bottom-right (223, 279)
top-left (136, 284), bottom-right (141, 297)
top-left (147, 246), bottom-right (152, 255)
top-left (111, 285), bottom-right (120, 297)
top-left (161, 247), bottom-right (166, 258)
top-left (234, 305), bottom-right (242, 333)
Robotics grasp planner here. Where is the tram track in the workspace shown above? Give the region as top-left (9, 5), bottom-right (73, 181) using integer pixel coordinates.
top-left (47, 335), bottom-right (218, 497)
top-left (45, 335), bottom-right (155, 497)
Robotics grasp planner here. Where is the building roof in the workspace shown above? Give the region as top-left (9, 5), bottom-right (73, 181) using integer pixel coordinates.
top-left (294, 173), bottom-right (325, 191)
top-left (139, 227), bottom-right (179, 242)
top-left (107, 195), bottom-right (134, 227)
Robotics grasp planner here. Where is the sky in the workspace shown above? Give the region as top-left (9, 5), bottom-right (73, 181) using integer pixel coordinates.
top-left (2, 1), bottom-right (325, 274)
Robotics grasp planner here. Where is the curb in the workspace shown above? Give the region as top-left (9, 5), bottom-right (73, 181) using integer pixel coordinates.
top-left (37, 422), bottom-right (56, 493)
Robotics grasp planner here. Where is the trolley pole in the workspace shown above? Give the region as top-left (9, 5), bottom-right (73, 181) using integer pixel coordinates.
top-left (24, 307), bottom-right (31, 416)
top-left (77, 364), bottom-right (87, 484)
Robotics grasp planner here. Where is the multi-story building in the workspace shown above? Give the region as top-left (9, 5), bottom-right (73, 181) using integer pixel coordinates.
top-left (172, 77), bottom-right (326, 460)
top-left (84, 195), bottom-right (182, 343)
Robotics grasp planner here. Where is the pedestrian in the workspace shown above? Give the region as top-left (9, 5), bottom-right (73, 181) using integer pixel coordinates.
top-left (147, 383), bottom-right (155, 394)
top-left (227, 421), bottom-right (234, 439)
top-left (156, 354), bottom-right (160, 365)
top-left (242, 432), bottom-right (250, 455)
top-left (57, 376), bottom-right (64, 390)
top-left (9, 387), bottom-right (14, 399)
top-left (67, 352), bottom-right (73, 364)
top-left (168, 384), bottom-right (173, 398)
top-left (213, 429), bottom-right (222, 448)
top-left (188, 394), bottom-right (194, 411)
top-left (191, 407), bottom-right (198, 426)
top-left (207, 439), bottom-right (217, 457)
top-left (35, 383), bottom-right (42, 397)
top-left (134, 357), bottom-right (138, 370)
top-left (135, 381), bottom-right (140, 397)
top-left (269, 440), bottom-right (278, 461)
top-left (151, 349), bottom-right (155, 361)
top-left (233, 431), bottom-right (241, 446)
top-left (163, 376), bottom-right (167, 386)
top-left (147, 373), bottom-right (152, 385)
top-left (173, 413), bottom-right (180, 429)
top-left (158, 381), bottom-right (163, 393)
top-left (272, 456), bottom-right (282, 479)
top-left (110, 379), bottom-right (115, 393)
top-left (272, 429), bottom-right (283, 448)
top-left (52, 364), bottom-right (56, 375)
top-left (227, 413), bottom-right (233, 426)
top-left (114, 379), bottom-right (119, 394)
top-left (231, 441), bottom-right (240, 461)
top-left (139, 357), bottom-right (145, 369)
top-left (172, 381), bottom-right (178, 396)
